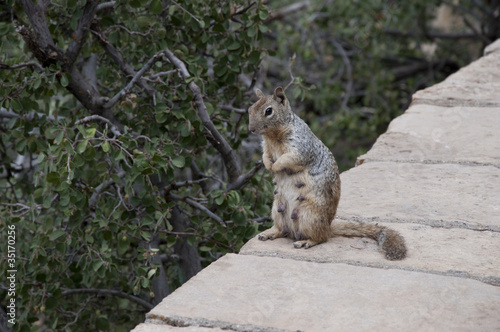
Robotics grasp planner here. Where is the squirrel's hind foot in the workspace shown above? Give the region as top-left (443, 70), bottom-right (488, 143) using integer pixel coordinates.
top-left (293, 239), bottom-right (320, 249)
top-left (258, 229), bottom-right (285, 241)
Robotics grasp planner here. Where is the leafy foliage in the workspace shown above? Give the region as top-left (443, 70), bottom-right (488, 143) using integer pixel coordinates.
top-left (0, 0), bottom-right (496, 330)
top-left (1, 0), bottom-right (271, 330)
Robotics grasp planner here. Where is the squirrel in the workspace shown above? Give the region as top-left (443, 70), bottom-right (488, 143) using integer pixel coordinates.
top-left (248, 86), bottom-right (407, 260)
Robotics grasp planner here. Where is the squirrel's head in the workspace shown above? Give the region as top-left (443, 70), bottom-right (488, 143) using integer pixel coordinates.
top-left (248, 86), bottom-right (292, 136)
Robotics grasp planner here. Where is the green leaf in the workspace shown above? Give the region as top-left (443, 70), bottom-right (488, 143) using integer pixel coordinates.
top-left (215, 195), bottom-right (225, 205)
top-left (84, 127), bottom-right (96, 138)
top-left (166, 236), bottom-right (176, 247)
top-left (147, 268), bottom-right (157, 279)
top-left (60, 74), bottom-right (69, 87)
top-left (227, 41), bottom-right (241, 51)
top-left (171, 156), bottom-right (185, 168)
top-left (150, 0), bottom-right (162, 14)
top-left (141, 231), bottom-right (151, 241)
top-left (259, 9), bottom-right (269, 20)
top-left (45, 296), bottom-right (59, 310)
top-left (76, 139), bottom-right (88, 154)
top-left (101, 141), bottom-right (110, 153)
top-left (49, 230), bottom-right (66, 241)
top-left (46, 172), bottom-right (60, 183)
top-left (117, 236), bottom-right (130, 255)
top-left (37, 152), bottom-right (46, 163)
top-left (33, 188), bottom-right (44, 199)
top-left (93, 260), bottom-right (104, 272)
top-left (54, 130), bottom-right (64, 145)
top-left (233, 210), bottom-right (246, 225)
top-left (247, 26), bottom-right (257, 37)
top-left (10, 99), bottom-right (23, 112)
top-left (155, 110), bottom-right (168, 123)
top-left (96, 317), bottom-right (110, 331)
top-left (42, 194), bottom-right (52, 209)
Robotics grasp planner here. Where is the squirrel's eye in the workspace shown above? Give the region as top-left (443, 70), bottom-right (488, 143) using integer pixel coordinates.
top-left (265, 107), bottom-right (273, 117)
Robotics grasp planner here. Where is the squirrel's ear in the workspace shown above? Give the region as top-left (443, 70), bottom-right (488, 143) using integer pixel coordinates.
top-left (255, 88), bottom-right (265, 99)
top-left (273, 86), bottom-right (286, 104)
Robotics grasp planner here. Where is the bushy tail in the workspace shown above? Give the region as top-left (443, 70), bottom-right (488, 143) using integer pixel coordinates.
top-left (330, 222), bottom-right (407, 260)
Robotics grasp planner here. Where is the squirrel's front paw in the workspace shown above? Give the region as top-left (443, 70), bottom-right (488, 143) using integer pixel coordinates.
top-left (263, 158), bottom-right (274, 172)
top-left (271, 164), bottom-right (294, 175)
top-left (270, 162), bottom-right (286, 174)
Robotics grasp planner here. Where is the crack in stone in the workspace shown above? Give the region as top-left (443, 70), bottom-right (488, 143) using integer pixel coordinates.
top-left (411, 98), bottom-right (500, 108)
top-left (355, 158), bottom-right (500, 169)
top-left (145, 314), bottom-right (297, 332)
top-left (238, 251), bottom-right (500, 288)
top-left (335, 214), bottom-right (500, 233)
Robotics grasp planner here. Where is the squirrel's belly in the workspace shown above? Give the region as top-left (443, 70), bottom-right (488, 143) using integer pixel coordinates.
top-left (273, 172), bottom-right (312, 240)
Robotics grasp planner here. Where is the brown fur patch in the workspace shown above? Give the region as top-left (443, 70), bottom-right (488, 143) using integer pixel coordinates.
top-left (265, 126), bottom-right (290, 143)
top-left (250, 97), bottom-right (268, 112)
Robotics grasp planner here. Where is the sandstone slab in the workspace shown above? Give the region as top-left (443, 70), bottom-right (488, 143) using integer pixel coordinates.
top-left (447, 51), bottom-right (500, 84)
top-left (337, 162), bottom-right (500, 231)
top-left (485, 39), bottom-right (500, 55)
top-left (241, 222), bottom-right (500, 285)
top-left (412, 52), bottom-right (500, 106)
top-left (147, 254), bottom-right (500, 331)
top-left (357, 105), bottom-right (500, 167)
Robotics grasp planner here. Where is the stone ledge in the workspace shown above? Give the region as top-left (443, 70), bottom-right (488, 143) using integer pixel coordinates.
top-left (485, 39), bottom-right (500, 55)
top-left (241, 222), bottom-right (500, 286)
top-left (147, 254), bottom-right (500, 331)
top-left (337, 162), bottom-right (500, 231)
top-left (412, 51), bottom-right (500, 106)
top-left (356, 105), bottom-right (500, 167)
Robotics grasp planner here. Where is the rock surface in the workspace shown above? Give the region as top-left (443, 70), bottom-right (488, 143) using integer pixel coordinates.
top-left (337, 162), bottom-right (500, 231)
top-left (356, 105), bottom-right (500, 167)
top-left (142, 254), bottom-right (500, 331)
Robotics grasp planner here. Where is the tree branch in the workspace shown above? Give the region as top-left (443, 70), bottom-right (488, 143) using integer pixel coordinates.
top-left (61, 288), bottom-right (153, 310)
top-left (96, 1), bottom-right (116, 12)
top-left (227, 161), bottom-right (263, 191)
top-left (383, 28), bottom-right (478, 40)
top-left (463, 16), bottom-right (491, 44)
top-left (331, 39), bottom-right (353, 110)
top-left (170, 0), bottom-right (201, 24)
top-left (0, 61), bottom-right (44, 71)
top-left (81, 53), bottom-right (98, 91)
top-left (165, 178), bottom-right (208, 193)
top-left (169, 193), bottom-right (225, 227)
top-left (75, 114), bottom-right (122, 136)
top-left (219, 105), bottom-right (247, 114)
top-left (91, 25), bottom-right (155, 95)
top-left (264, 0), bottom-right (310, 24)
top-left (284, 54), bottom-right (296, 92)
top-left (17, 0), bottom-right (56, 53)
top-left (104, 51), bottom-right (162, 109)
top-left (66, 0), bottom-right (99, 65)
top-left (170, 205), bottom-right (202, 280)
top-left (16, 2), bottom-right (121, 128)
top-left (162, 48), bottom-right (241, 182)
